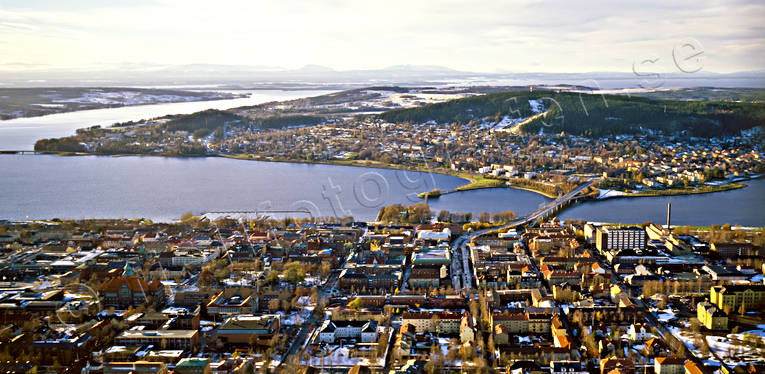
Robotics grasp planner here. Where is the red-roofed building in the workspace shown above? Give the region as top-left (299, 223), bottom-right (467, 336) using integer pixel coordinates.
top-left (655, 356), bottom-right (686, 374)
top-left (99, 272), bottom-right (164, 308)
top-left (401, 311), bottom-right (462, 334)
top-left (600, 357), bottom-right (634, 374)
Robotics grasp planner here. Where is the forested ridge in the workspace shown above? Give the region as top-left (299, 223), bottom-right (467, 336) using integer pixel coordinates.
top-left (378, 90), bottom-right (765, 137)
top-left (162, 110), bottom-right (327, 135)
top-left (34, 109), bottom-right (328, 153)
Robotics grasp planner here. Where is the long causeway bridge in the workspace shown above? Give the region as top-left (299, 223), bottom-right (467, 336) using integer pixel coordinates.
top-left (0, 150), bottom-right (39, 155)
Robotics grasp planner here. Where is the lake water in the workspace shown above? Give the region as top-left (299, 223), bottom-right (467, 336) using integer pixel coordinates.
top-left (0, 154), bottom-right (483, 221)
top-left (559, 178), bottom-right (765, 227)
top-left (0, 89), bottom-right (762, 225)
top-left (0, 89), bottom-right (335, 150)
top-left (1, 154), bottom-right (762, 225)
top-left (427, 188), bottom-right (551, 218)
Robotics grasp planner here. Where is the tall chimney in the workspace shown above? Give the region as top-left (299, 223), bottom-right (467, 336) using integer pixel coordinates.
top-left (666, 203), bottom-right (671, 232)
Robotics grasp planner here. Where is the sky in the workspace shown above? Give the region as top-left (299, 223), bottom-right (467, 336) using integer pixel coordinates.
top-left (0, 0), bottom-right (763, 74)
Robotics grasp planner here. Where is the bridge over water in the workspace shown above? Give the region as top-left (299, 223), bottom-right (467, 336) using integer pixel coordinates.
top-left (0, 150), bottom-right (39, 155)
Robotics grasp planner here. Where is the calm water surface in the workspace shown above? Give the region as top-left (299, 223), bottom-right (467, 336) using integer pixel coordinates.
top-left (0, 90), bottom-right (335, 150)
top-left (560, 178), bottom-right (765, 227)
top-left (1, 154), bottom-right (762, 225)
top-left (428, 188), bottom-right (551, 219)
top-left (0, 88), bottom-right (762, 225)
top-left (0, 155), bottom-right (473, 221)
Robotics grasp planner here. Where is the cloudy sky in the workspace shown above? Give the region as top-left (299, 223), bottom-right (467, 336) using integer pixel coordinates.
top-left (0, 0), bottom-right (763, 73)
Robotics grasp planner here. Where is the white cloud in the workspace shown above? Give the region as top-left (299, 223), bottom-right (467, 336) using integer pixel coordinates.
top-left (0, 0), bottom-right (762, 73)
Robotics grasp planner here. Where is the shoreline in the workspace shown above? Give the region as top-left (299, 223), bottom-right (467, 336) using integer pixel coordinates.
top-left (593, 180), bottom-right (754, 200)
top-left (504, 183), bottom-right (559, 199)
top-left (16, 151), bottom-right (758, 202)
top-left (221, 153), bottom-right (473, 186)
top-left (30, 151), bottom-right (492, 196)
top-left (420, 183), bottom-right (560, 201)
top-left (0, 95), bottom-right (246, 122)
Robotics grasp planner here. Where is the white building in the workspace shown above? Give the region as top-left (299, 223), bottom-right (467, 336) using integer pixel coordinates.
top-left (317, 320), bottom-right (378, 344)
top-left (171, 248), bottom-right (220, 267)
top-left (417, 228), bottom-right (451, 241)
top-left (596, 226), bottom-right (646, 251)
top-left (550, 361), bottom-right (585, 374)
top-left (627, 323), bottom-right (652, 342)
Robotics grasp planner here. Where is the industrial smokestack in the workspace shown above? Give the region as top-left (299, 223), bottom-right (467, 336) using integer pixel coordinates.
top-left (666, 203), bottom-right (671, 232)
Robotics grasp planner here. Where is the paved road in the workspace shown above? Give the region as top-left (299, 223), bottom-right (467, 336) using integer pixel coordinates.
top-left (282, 183), bottom-right (595, 363)
top-left (506, 179), bottom-right (594, 228)
top-left (585, 228), bottom-right (712, 371)
top-left (638, 298), bottom-right (711, 370)
top-left (280, 228), bottom-right (365, 364)
top-left (449, 179), bottom-right (594, 291)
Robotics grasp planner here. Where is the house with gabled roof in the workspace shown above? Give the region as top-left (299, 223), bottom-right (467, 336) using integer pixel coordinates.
top-left (655, 356), bottom-right (686, 374)
top-left (317, 319), bottom-right (378, 344)
top-left (98, 264), bottom-right (164, 308)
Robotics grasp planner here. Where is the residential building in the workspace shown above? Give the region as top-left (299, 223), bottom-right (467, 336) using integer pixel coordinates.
top-left (206, 288), bottom-right (254, 316)
top-left (217, 314), bottom-right (280, 346)
top-left (710, 284), bottom-right (765, 313)
top-left (114, 330), bottom-right (198, 351)
top-left (551, 361), bottom-right (584, 374)
top-left (655, 357), bottom-right (686, 374)
top-left (401, 312), bottom-right (462, 334)
top-left (103, 361), bottom-right (168, 374)
top-left (627, 323), bottom-right (652, 342)
top-left (710, 242), bottom-right (761, 258)
top-left (317, 319), bottom-right (378, 343)
top-left (684, 361), bottom-right (707, 374)
top-left (174, 358), bottom-right (211, 374)
top-left (697, 301), bottom-right (728, 330)
top-left (596, 226), bottom-right (646, 252)
top-left (98, 266), bottom-right (165, 308)
top-left (702, 265), bottom-right (749, 282)
top-left (459, 314), bottom-right (477, 343)
top-left (600, 357), bottom-right (635, 374)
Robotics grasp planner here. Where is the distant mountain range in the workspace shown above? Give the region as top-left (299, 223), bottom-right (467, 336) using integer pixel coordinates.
top-left (1, 63), bottom-right (764, 89)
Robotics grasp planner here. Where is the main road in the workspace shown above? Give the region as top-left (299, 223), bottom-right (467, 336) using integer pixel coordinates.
top-left (279, 225), bottom-right (367, 365)
top-left (450, 179), bottom-right (594, 291)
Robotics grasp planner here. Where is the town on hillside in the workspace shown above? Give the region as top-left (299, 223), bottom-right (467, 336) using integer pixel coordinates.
top-left (33, 88), bottom-right (765, 201)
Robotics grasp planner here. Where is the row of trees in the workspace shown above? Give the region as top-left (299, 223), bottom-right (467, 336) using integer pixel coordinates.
top-left (507, 178), bottom-right (559, 196)
top-left (377, 203), bottom-right (432, 224)
top-left (34, 136), bottom-right (86, 152)
top-left (436, 209), bottom-right (517, 224)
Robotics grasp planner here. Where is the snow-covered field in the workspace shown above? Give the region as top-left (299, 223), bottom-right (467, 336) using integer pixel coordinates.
top-left (473, 99), bottom-right (549, 133)
top-left (667, 325), bottom-right (721, 366)
top-left (528, 99), bottom-right (544, 113)
top-left (598, 189), bottom-right (627, 199)
top-left (705, 325), bottom-right (765, 366)
top-left (364, 89), bottom-right (474, 109)
top-left (51, 91), bottom-right (231, 106)
top-left (0, 87), bottom-right (242, 120)
top-left (278, 301), bottom-right (314, 326)
top-left (484, 115), bottom-right (524, 131)
top-left (301, 326), bottom-right (392, 368)
top-left (664, 321), bottom-right (765, 367)
top-left (654, 308), bottom-right (677, 323)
